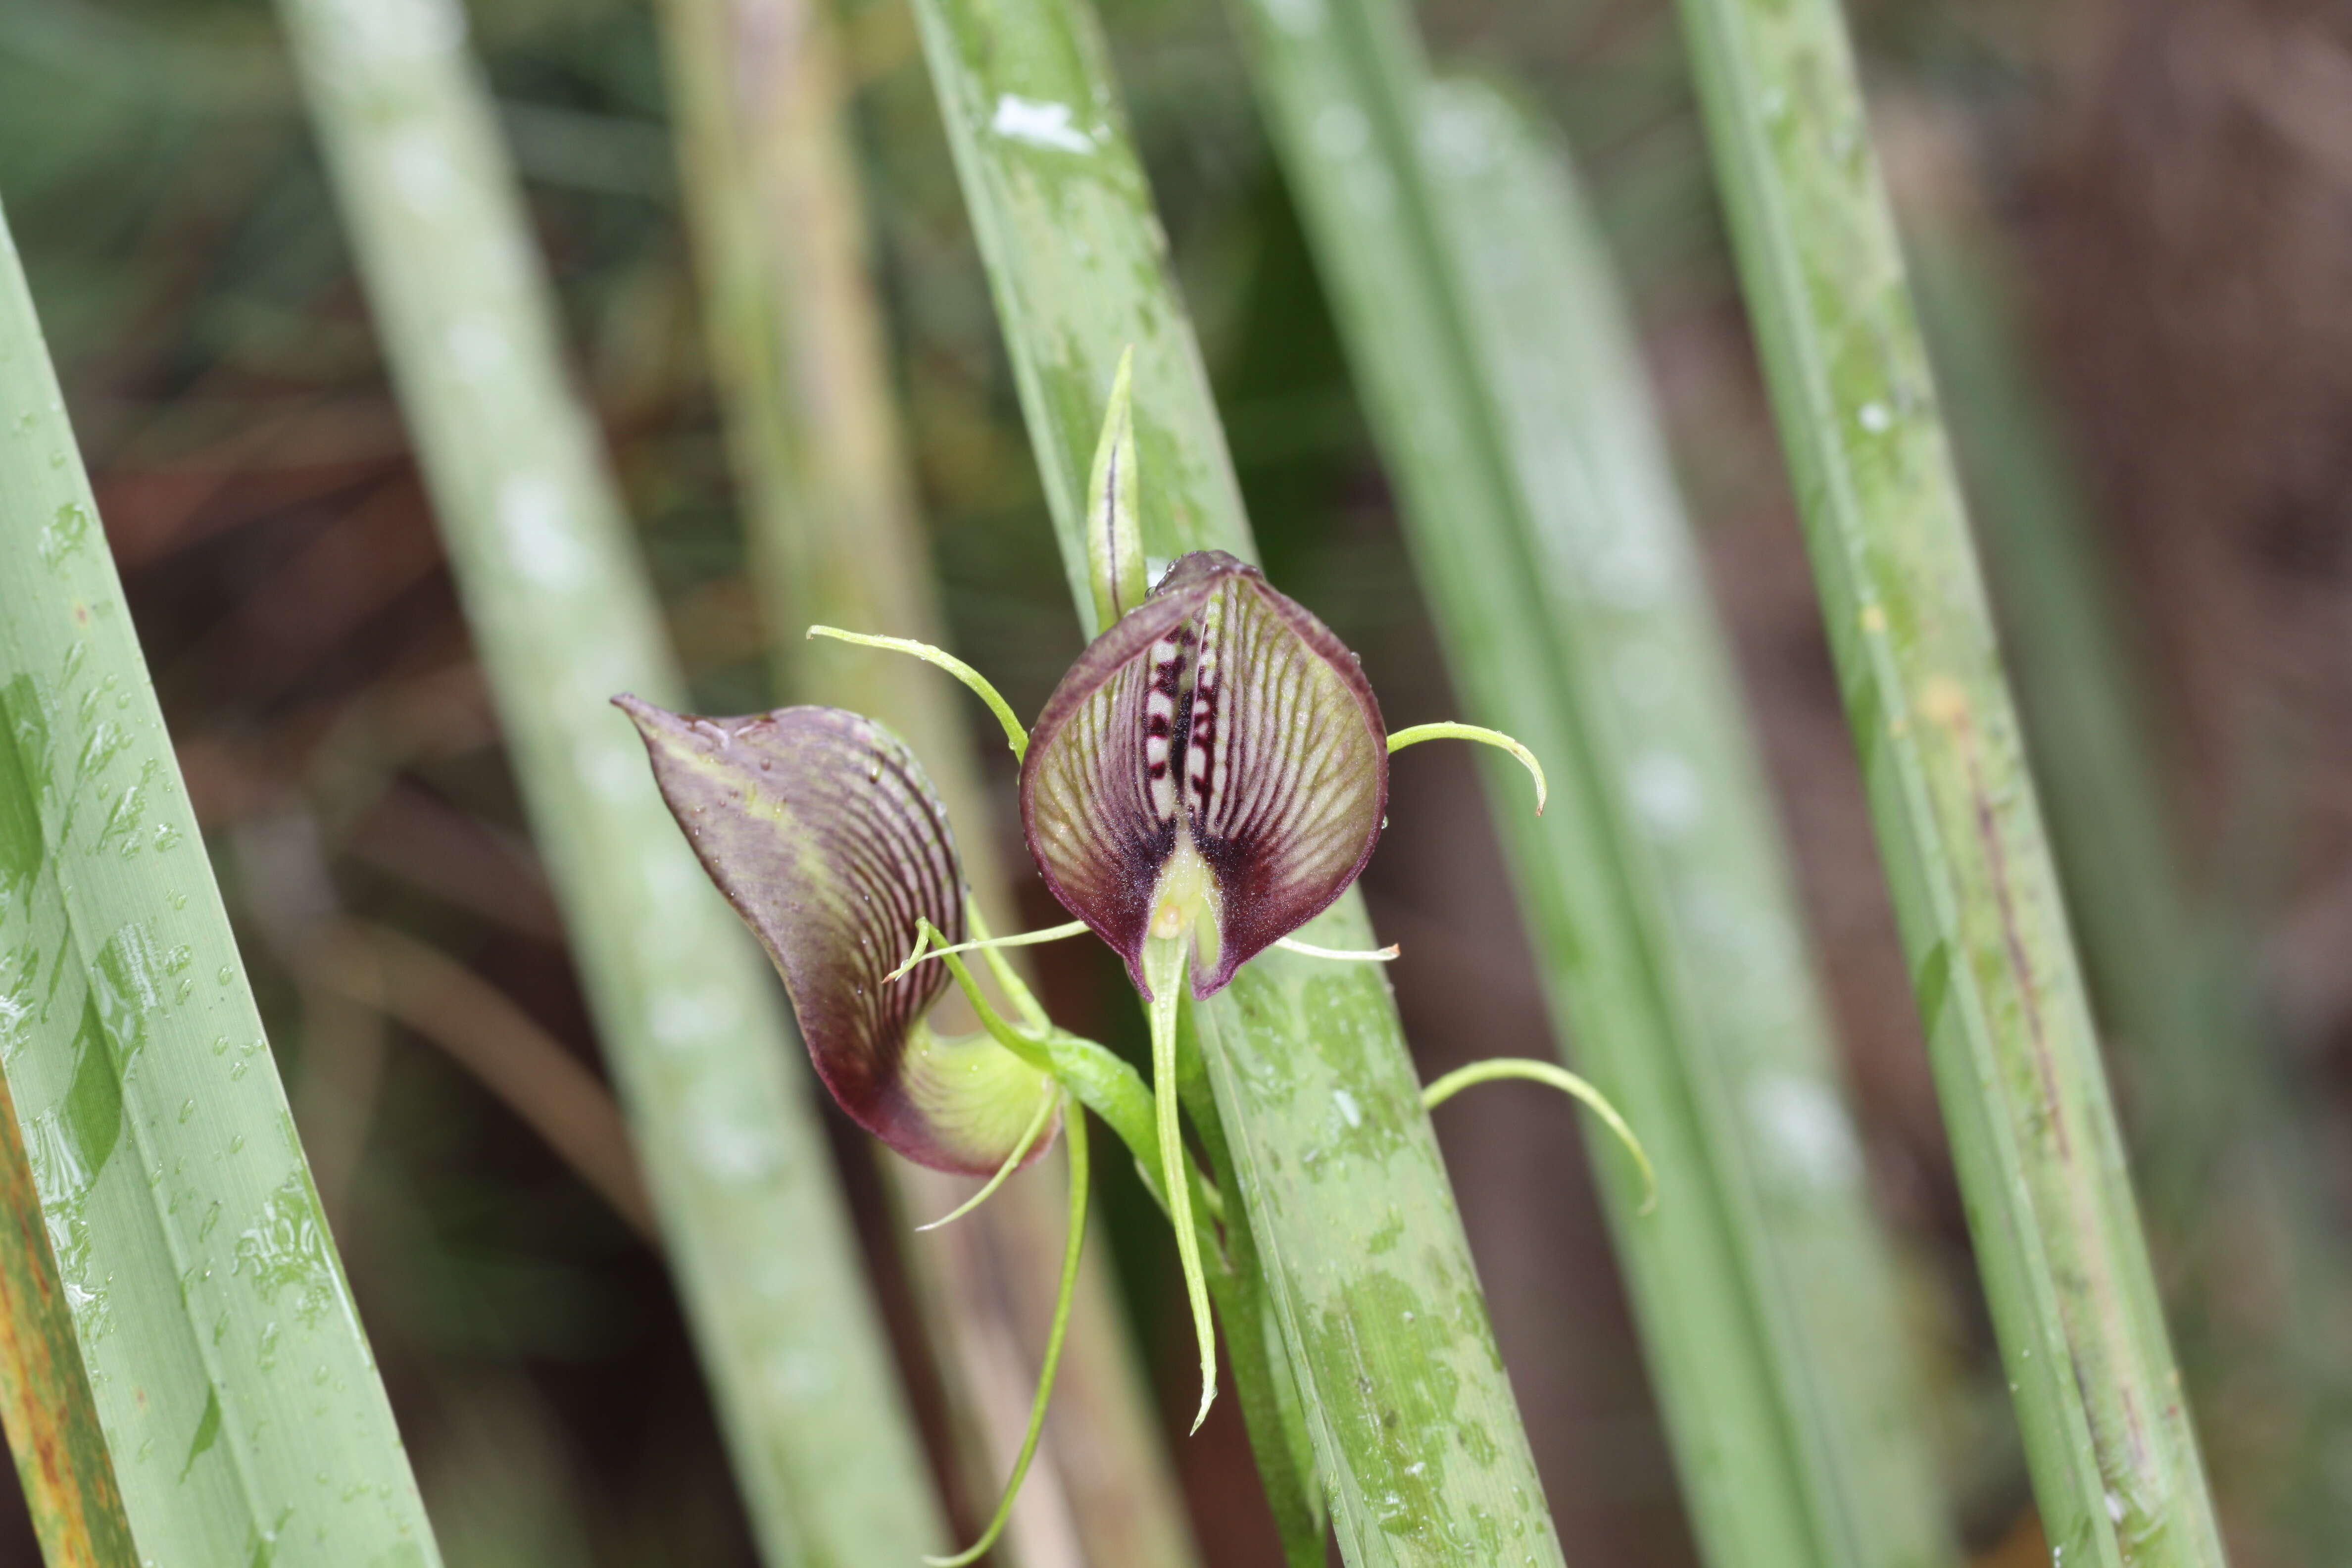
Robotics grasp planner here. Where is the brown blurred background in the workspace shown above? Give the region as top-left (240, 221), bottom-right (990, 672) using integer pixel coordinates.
top-left (4, 0), bottom-right (2350, 1562)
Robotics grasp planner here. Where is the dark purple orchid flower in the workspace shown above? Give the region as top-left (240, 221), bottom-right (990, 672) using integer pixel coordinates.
top-left (1022, 549), bottom-right (1388, 1001)
top-left (615, 697), bottom-right (1056, 1178)
top-left (616, 359), bottom-right (1617, 1554)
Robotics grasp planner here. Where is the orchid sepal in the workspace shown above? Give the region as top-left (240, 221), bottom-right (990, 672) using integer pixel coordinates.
top-left (616, 696), bottom-right (1055, 1177)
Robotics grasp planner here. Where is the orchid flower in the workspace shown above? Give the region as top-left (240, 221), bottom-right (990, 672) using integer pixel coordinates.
top-left (618, 351), bottom-right (1650, 1563)
top-left (616, 696), bottom-right (1176, 1568)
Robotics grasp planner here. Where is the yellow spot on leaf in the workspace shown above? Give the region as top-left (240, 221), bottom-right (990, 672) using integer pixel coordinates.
top-left (1919, 677), bottom-right (1970, 727)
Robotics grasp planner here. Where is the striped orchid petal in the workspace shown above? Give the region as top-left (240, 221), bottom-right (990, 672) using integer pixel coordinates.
top-left (1020, 551), bottom-right (1387, 998)
top-left (618, 697), bottom-right (1055, 1176)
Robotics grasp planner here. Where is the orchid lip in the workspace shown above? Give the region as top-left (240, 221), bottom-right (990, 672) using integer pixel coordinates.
top-left (617, 696), bottom-right (1054, 1176)
top-left (1019, 550), bottom-right (1388, 999)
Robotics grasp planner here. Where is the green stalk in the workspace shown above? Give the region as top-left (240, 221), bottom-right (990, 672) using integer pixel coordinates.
top-left (1214, 0), bottom-right (1954, 1548)
top-left (1900, 186), bottom-right (2237, 1223)
top-left (1671, 0), bottom-right (2226, 1561)
top-left (272, 2), bottom-right (946, 1562)
top-left (1907, 182), bottom-right (2352, 1557)
top-left (905, 0), bottom-right (1565, 1560)
top-left (0, 203), bottom-right (436, 1566)
top-left (650, 2), bottom-right (1199, 1560)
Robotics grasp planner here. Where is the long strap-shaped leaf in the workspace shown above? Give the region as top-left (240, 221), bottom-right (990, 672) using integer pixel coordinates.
top-left (1215, 0), bottom-right (1957, 1544)
top-left (1672, 0), bottom-right (2226, 1561)
top-left (652, 0), bottom-right (1199, 1561)
top-left (905, 0), bottom-right (1563, 1561)
top-left (0, 1056), bottom-right (133, 1568)
top-left (272, 1), bottom-right (947, 1561)
top-left (0, 202), bottom-right (438, 1567)
top-left (1910, 186), bottom-right (2352, 1556)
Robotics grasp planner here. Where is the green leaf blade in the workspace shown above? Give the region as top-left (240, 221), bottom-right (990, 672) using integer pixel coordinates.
top-left (1671, 0), bottom-right (2228, 1559)
top-left (0, 202), bottom-right (440, 1568)
top-left (649, 0), bottom-right (1206, 1550)
top-left (273, 1), bottom-right (952, 1559)
top-left (1212, 0), bottom-right (1962, 1557)
top-left (904, 0), bottom-right (1566, 1555)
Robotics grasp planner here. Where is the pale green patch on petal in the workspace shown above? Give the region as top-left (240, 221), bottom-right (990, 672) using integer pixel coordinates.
top-left (917, 1081), bottom-right (1063, 1231)
top-left (901, 1017), bottom-right (1067, 1176)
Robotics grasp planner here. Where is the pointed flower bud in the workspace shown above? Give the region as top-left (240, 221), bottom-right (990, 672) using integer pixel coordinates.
top-left (1084, 346), bottom-right (1146, 633)
top-left (1020, 550), bottom-right (1387, 999)
top-left (617, 697), bottom-right (1056, 1176)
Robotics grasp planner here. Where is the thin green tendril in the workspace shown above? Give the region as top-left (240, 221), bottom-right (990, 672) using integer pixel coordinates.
top-left (807, 626), bottom-right (1029, 761)
top-left (924, 1095), bottom-right (1089, 1567)
top-left (887, 920), bottom-right (1090, 987)
top-left (1422, 1058), bottom-right (1656, 1214)
top-left (923, 922), bottom-right (1226, 1264)
top-left (962, 899), bottom-right (1054, 1031)
top-left (1273, 935), bottom-right (1399, 963)
top-left (1388, 721), bottom-right (1547, 815)
top-left (923, 926), bottom-right (1055, 1077)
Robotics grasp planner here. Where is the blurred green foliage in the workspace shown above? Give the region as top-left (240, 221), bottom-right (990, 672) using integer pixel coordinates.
top-left (2, 0), bottom-right (2347, 1563)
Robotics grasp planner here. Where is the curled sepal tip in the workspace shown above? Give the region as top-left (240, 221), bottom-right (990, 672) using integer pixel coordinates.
top-left (616, 696), bottom-right (1054, 1176)
top-left (1388, 721), bottom-right (1547, 815)
top-left (1021, 551), bottom-right (1387, 1000)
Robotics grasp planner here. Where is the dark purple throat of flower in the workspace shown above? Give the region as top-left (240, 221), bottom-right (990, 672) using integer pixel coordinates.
top-left (617, 697), bottom-right (1054, 1176)
top-left (1020, 551), bottom-right (1388, 999)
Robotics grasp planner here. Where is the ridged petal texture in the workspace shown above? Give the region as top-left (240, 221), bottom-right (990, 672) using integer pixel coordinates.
top-left (1022, 551), bottom-right (1387, 996)
top-left (621, 698), bottom-right (1053, 1174)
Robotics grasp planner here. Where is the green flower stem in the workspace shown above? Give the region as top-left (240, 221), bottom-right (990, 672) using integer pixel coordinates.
top-left (924, 936), bottom-right (1215, 1228)
top-left (1671, 0), bottom-right (2226, 1559)
top-left (906, 0), bottom-right (1565, 1557)
top-left (0, 203), bottom-right (436, 1566)
top-left (1907, 185), bottom-right (2352, 1552)
top-left (926, 1098), bottom-right (1091, 1568)
top-left (651, 0), bottom-right (1199, 1552)
top-left (1143, 934), bottom-right (1217, 1434)
top-left (940, 941), bottom-right (1324, 1568)
top-left (274, 1), bottom-right (946, 1561)
top-left (1164, 1012), bottom-right (1323, 1562)
top-left (1217, 0), bottom-right (1957, 1546)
